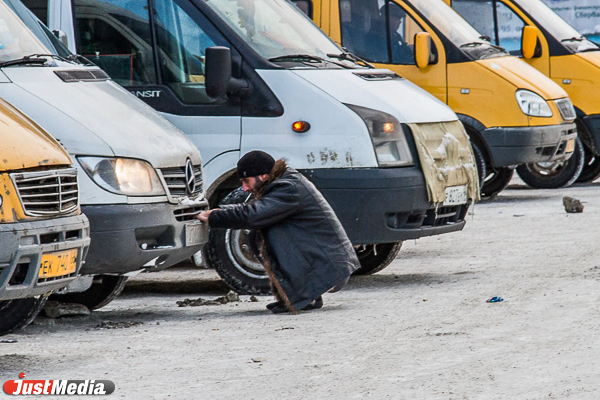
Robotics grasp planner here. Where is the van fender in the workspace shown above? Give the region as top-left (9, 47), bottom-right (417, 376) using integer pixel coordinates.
top-left (456, 114), bottom-right (496, 169)
top-left (204, 151), bottom-right (240, 207)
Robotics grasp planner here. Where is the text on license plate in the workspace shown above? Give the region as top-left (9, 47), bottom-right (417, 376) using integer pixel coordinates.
top-left (39, 249), bottom-right (78, 279)
top-left (444, 185), bottom-right (468, 206)
top-left (565, 138), bottom-right (575, 153)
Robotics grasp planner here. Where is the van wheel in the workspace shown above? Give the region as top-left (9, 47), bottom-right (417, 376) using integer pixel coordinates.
top-left (481, 168), bottom-right (514, 199)
top-left (471, 142), bottom-right (487, 189)
top-left (576, 142), bottom-right (600, 183)
top-left (205, 188), bottom-right (271, 295)
top-left (0, 294), bottom-right (49, 336)
top-left (51, 275), bottom-right (128, 310)
top-left (516, 138), bottom-right (584, 189)
top-left (353, 242), bottom-right (403, 275)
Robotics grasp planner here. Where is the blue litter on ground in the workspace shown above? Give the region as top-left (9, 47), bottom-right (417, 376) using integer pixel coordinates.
top-left (487, 296), bottom-right (504, 303)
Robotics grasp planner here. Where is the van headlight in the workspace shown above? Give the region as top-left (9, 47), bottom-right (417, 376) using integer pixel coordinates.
top-left (78, 157), bottom-right (166, 196)
top-left (515, 89), bottom-right (553, 117)
top-left (346, 104), bottom-right (414, 167)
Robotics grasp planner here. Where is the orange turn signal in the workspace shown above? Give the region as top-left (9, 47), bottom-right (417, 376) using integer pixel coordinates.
top-left (292, 121), bottom-right (311, 133)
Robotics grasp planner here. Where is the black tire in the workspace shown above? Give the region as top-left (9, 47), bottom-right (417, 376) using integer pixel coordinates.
top-left (516, 137), bottom-right (584, 189)
top-left (205, 188), bottom-right (271, 295)
top-left (481, 167), bottom-right (514, 199)
top-left (470, 142), bottom-right (487, 190)
top-left (0, 294), bottom-right (49, 336)
top-left (576, 141), bottom-right (600, 183)
top-left (353, 242), bottom-right (403, 275)
top-left (51, 275), bottom-right (128, 310)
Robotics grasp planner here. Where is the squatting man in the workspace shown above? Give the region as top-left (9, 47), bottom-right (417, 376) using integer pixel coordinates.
top-left (196, 150), bottom-right (359, 313)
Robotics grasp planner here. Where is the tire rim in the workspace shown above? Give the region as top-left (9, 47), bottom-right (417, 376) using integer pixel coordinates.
top-left (525, 161), bottom-right (567, 178)
top-left (225, 229), bottom-right (268, 279)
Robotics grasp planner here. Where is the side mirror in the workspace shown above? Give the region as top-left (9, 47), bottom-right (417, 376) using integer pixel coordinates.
top-left (521, 26), bottom-right (542, 59)
top-left (205, 46), bottom-right (249, 99)
top-left (414, 32), bottom-right (434, 69)
top-left (52, 29), bottom-right (69, 48)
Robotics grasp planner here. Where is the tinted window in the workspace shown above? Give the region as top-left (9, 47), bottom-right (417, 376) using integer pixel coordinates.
top-left (20, 0), bottom-right (47, 25)
top-left (73, 0), bottom-right (156, 85)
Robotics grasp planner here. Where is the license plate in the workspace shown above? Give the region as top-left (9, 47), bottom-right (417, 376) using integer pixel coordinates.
top-left (185, 223), bottom-right (206, 246)
top-left (39, 249), bottom-right (78, 279)
top-left (444, 185), bottom-right (468, 206)
top-left (565, 138), bottom-right (575, 153)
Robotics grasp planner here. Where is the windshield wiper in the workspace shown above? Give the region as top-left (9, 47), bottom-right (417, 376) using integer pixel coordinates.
top-left (66, 54), bottom-right (96, 66)
top-left (268, 54), bottom-right (351, 69)
top-left (0, 53), bottom-right (72, 68)
top-left (0, 55), bottom-right (48, 68)
top-left (327, 51), bottom-right (374, 68)
top-left (561, 37), bottom-right (585, 42)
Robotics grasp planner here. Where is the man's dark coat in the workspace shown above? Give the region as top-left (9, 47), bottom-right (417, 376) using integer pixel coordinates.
top-left (209, 160), bottom-right (360, 311)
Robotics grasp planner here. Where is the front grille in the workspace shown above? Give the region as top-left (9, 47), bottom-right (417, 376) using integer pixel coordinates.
top-left (174, 206), bottom-right (206, 221)
top-left (160, 164), bottom-right (203, 198)
top-left (11, 168), bottom-right (79, 217)
top-left (555, 98), bottom-right (576, 120)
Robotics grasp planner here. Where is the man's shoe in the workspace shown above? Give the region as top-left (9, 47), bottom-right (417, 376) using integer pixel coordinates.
top-left (266, 300), bottom-right (283, 310)
top-left (271, 305), bottom-right (289, 314)
top-left (301, 296), bottom-right (323, 311)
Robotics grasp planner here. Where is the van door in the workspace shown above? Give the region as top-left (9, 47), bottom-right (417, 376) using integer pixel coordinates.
top-left (328, 0), bottom-right (447, 102)
top-left (451, 0), bottom-right (550, 74)
top-left (55, 0), bottom-right (242, 165)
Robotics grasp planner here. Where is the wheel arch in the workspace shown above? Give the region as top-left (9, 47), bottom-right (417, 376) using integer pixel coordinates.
top-left (456, 114), bottom-right (496, 169)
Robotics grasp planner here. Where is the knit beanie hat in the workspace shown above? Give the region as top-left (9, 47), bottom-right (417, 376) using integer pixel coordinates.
top-left (237, 150), bottom-right (275, 178)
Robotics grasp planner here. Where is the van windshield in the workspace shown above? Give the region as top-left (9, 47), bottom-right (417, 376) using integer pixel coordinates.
top-left (204, 0), bottom-right (353, 65)
top-left (0, 0), bottom-right (49, 63)
top-left (514, 0), bottom-right (599, 53)
top-left (408, 0), bottom-right (506, 59)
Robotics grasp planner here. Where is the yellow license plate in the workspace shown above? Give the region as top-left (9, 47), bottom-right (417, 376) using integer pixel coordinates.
top-left (39, 249), bottom-right (78, 279)
top-left (566, 139), bottom-right (575, 153)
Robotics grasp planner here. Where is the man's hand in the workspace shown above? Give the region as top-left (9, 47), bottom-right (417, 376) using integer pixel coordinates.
top-left (196, 210), bottom-right (213, 223)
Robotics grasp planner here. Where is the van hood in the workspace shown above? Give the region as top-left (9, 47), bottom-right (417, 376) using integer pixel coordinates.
top-left (0, 67), bottom-right (202, 168)
top-left (0, 97), bottom-right (71, 171)
top-left (292, 69), bottom-right (458, 123)
top-left (477, 56), bottom-right (568, 100)
top-left (576, 51), bottom-right (600, 70)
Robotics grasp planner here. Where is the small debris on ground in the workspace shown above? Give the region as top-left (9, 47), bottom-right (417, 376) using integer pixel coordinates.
top-left (96, 321), bottom-right (143, 330)
top-left (0, 339), bottom-right (18, 343)
top-left (43, 301), bottom-right (91, 318)
top-left (275, 327), bottom-right (294, 331)
top-left (251, 358), bottom-right (265, 363)
top-left (176, 291), bottom-right (240, 307)
top-left (486, 296), bottom-right (504, 303)
top-left (563, 196), bottom-right (584, 213)
top-left (249, 296), bottom-right (259, 302)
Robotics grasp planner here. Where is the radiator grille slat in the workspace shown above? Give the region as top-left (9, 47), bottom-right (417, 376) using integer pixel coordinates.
top-left (159, 164), bottom-right (203, 198)
top-left (11, 168), bottom-right (79, 217)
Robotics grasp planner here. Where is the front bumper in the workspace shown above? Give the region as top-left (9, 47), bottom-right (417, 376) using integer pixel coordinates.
top-left (300, 167), bottom-right (470, 245)
top-left (481, 123), bottom-right (577, 167)
top-left (0, 214), bottom-right (90, 301)
top-left (82, 201), bottom-right (209, 275)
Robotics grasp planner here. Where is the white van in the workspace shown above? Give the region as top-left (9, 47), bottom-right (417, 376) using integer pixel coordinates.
top-left (26, 0), bottom-right (480, 294)
top-left (0, 0), bottom-right (209, 309)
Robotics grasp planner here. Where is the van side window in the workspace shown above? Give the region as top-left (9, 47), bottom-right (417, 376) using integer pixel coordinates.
top-left (496, 2), bottom-right (525, 55)
top-left (153, 0), bottom-right (216, 105)
top-left (339, 0), bottom-right (429, 65)
top-left (72, 0), bottom-right (157, 86)
top-left (453, 0), bottom-right (525, 56)
top-left (20, 0), bottom-right (48, 25)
